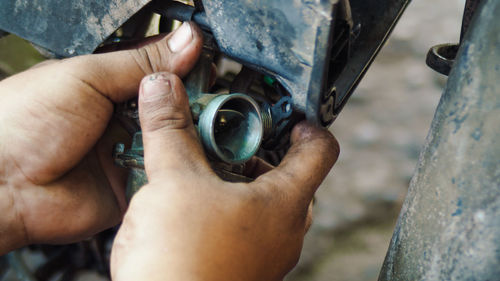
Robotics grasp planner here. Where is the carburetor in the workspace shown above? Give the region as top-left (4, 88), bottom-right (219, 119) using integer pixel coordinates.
top-left (113, 33), bottom-right (295, 198)
top-left (0, 0), bottom-right (411, 197)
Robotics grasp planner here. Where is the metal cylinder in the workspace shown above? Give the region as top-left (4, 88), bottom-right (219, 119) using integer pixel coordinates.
top-left (198, 94), bottom-right (263, 164)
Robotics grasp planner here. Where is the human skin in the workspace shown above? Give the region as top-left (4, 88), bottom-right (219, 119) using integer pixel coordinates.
top-left (0, 22), bottom-right (339, 280)
top-left (0, 22), bottom-right (203, 252)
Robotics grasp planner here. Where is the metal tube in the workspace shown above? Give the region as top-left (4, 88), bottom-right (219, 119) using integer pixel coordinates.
top-left (379, 0), bottom-right (500, 279)
top-left (153, 1), bottom-right (210, 31)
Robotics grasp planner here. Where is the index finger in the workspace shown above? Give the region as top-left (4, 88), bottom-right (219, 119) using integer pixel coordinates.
top-left (252, 122), bottom-right (339, 207)
top-left (62, 22), bottom-right (203, 103)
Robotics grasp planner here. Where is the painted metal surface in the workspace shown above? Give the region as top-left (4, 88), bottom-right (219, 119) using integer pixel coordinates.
top-left (202, 0), bottom-right (342, 125)
top-left (0, 0), bottom-right (410, 125)
top-left (0, 0), bottom-right (151, 57)
top-left (203, 0), bottom-right (411, 125)
top-left (379, 0), bottom-right (500, 279)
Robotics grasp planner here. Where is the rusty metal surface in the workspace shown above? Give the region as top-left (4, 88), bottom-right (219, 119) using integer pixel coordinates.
top-left (0, 0), bottom-right (151, 57)
top-left (379, 0), bottom-right (500, 279)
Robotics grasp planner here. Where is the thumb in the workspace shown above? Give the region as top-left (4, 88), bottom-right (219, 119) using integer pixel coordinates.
top-left (63, 21), bottom-right (203, 103)
top-left (138, 72), bottom-right (212, 182)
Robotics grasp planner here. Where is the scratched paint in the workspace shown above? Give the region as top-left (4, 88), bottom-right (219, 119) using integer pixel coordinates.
top-left (379, 0), bottom-right (500, 280)
top-left (451, 198), bottom-right (463, 216)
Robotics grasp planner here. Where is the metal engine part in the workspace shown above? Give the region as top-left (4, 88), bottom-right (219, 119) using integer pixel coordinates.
top-left (0, 1), bottom-right (413, 279)
top-left (115, 35), bottom-right (270, 193)
top-left (0, 0), bottom-right (410, 126)
top-left (426, 0), bottom-right (482, 76)
top-left (198, 93), bottom-right (263, 164)
top-left (0, 0), bottom-right (412, 239)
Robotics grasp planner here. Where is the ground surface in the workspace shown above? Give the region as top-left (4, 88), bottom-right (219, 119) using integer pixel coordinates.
top-left (0, 0), bottom-right (464, 280)
top-left (287, 0), bottom-right (464, 280)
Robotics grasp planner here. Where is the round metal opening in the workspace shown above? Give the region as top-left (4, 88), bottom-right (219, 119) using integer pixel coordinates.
top-left (199, 94), bottom-right (263, 163)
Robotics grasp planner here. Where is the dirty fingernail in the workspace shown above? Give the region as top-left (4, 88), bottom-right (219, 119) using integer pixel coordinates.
top-left (140, 73), bottom-right (172, 102)
top-left (167, 22), bottom-right (193, 53)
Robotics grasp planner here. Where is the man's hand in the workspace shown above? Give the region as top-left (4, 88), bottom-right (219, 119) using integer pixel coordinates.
top-left (0, 22), bottom-right (203, 254)
top-left (111, 73), bottom-right (339, 281)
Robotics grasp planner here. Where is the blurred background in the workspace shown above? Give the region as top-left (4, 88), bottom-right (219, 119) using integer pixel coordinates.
top-left (0, 0), bottom-right (464, 280)
top-left (288, 0), bottom-right (464, 280)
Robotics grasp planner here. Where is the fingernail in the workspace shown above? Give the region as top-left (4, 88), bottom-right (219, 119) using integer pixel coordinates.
top-left (167, 22), bottom-right (193, 53)
top-left (140, 73), bottom-right (172, 102)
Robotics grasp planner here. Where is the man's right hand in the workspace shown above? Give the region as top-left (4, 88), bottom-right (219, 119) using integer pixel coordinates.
top-left (111, 71), bottom-right (339, 281)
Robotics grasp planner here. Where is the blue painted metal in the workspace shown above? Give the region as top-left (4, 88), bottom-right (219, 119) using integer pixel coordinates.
top-left (379, 0), bottom-right (500, 279)
top-left (0, 0), bottom-right (152, 57)
top-left (0, 0), bottom-right (410, 125)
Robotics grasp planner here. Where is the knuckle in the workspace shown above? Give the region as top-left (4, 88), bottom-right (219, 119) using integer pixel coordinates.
top-left (142, 105), bottom-right (191, 132)
top-left (143, 42), bottom-right (170, 73)
top-left (253, 174), bottom-right (297, 206)
top-left (315, 128), bottom-right (339, 151)
top-left (136, 37), bottom-right (176, 75)
top-left (128, 48), bottom-right (154, 75)
top-left (310, 130), bottom-right (340, 169)
top-left (237, 183), bottom-right (273, 209)
top-left (324, 131), bottom-right (340, 157)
